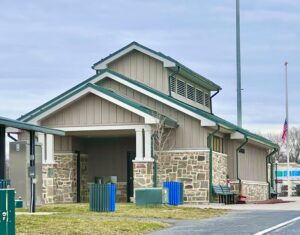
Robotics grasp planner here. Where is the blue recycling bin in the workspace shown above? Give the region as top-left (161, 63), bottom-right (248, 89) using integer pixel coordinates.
top-left (163, 181), bottom-right (183, 206)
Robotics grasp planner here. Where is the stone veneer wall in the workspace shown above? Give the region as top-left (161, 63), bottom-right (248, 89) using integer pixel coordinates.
top-left (79, 154), bottom-right (89, 202)
top-left (42, 153), bottom-right (88, 204)
top-left (230, 180), bottom-right (269, 202)
top-left (116, 182), bottom-right (127, 202)
top-left (53, 153), bottom-right (77, 203)
top-left (133, 161), bottom-right (153, 189)
top-left (212, 152), bottom-right (227, 185)
top-left (156, 151), bottom-right (210, 204)
top-left (42, 164), bottom-right (56, 204)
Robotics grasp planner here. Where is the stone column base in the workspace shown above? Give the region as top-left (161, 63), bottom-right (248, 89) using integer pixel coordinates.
top-left (42, 163), bottom-right (57, 204)
top-left (133, 161), bottom-right (153, 189)
top-left (42, 152), bottom-right (89, 204)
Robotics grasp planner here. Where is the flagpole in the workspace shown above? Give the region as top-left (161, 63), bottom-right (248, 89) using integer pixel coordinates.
top-left (284, 61), bottom-right (290, 197)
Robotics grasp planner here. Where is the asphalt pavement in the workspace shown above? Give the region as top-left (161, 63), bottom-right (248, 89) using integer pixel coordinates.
top-left (148, 210), bottom-right (300, 235)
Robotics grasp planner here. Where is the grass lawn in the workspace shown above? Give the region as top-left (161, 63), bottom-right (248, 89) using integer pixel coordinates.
top-left (17, 215), bottom-right (166, 235)
top-left (16, 203), bottom-right (227, 234)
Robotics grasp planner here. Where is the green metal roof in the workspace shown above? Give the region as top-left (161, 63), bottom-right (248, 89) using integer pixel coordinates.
top-left (100, 70), bottom-right (277, 149)
top-left (18, 73), bottom-right (101, 122)
top-left (0, 116), bottom-right (65, 135)
top-left (92, 41), bottom-right (221, 91)
top-left (18, 68), bottom-right (276, 148)
top-left (19, 81), bottom-right (177, 128)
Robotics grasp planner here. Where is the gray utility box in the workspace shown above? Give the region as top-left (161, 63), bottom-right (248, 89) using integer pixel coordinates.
top-left (9, 141), bottom-right (43, 208)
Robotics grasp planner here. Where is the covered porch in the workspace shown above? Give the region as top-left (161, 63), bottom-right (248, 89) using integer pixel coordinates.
top-left (42, 124), bottom-right (156, 203)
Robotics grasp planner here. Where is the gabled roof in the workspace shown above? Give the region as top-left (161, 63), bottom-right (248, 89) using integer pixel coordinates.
top-left (0, 116), bottom-right (65, 135)
top-left (19, 81), bottom-right (177, 128)
top-left (19, 69), bottom-right (276, 148)
top-left (92, 41), bottom-right (221, 91)
top-left (98, 70), bottom-right (277, 149)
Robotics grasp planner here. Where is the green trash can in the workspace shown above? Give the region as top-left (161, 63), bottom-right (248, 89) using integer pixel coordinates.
top-left (0, 189), bottom-right (15, 235)
top-left (89, 183), bottom-right (116, 212)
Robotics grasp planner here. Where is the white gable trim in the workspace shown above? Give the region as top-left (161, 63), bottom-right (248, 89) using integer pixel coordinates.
top-left (53, 124), bottom-right (147, 132)
top-left (28, 87), bottom-right (158, 125)
top-left (95, 73), bottom-right (217, 127)
top-left (93, 44), bottom-right (176, 70)
top-left (26, 71), bottom-right (215, 127)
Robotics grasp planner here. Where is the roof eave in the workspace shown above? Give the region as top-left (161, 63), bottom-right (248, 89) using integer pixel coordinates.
top-left (0, 117), bottom-right (65, 136)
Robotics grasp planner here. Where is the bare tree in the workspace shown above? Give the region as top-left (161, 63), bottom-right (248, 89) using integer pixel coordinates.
top-left (152, 114), bottom-right (173, 156)
top-left (151, 114), bottom-right (174, 187)
top-left (266, 127), bottom-right (300, 163)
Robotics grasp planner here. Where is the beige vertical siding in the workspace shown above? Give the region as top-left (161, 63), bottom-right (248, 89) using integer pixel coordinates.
top-left (225, 139), bottom-right (268, 182)
top-left (40, 93), bottom-right (144, 127)
top-left (101, 79), bottom-right (209, 149)
top-left (108, 50), bottom-right (170, 94)
top-left (54, 136), bottom-right (73, 152)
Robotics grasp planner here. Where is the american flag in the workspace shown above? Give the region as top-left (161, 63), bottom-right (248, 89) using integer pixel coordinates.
top-left (281, 119), bottom-right (288, 143)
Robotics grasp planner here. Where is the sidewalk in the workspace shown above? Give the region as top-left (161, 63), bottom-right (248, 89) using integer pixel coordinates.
top-left (182, 197), bottom-right (300, 211)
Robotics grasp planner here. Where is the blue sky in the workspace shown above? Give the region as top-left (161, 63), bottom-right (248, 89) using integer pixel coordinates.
top-left (0, 0), bottom-right (299, 133)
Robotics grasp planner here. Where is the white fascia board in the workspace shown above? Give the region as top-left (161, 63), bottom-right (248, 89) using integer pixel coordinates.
top-left (93, 44), bottom-right (176, 70)
top-left (200, 119), bottom-right (216, 127)
top-left (30, 87), bottom-right (158, 125)
top-left (96, 73), bottom-right (216, 127)
top-left (230, 132), bottom-right (245, 139)
top-left (53, 125), bottom-right (147, 132)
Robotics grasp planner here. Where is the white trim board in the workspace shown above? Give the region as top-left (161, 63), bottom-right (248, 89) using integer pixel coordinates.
top-left (53, 124), bottom-right (148, 132)
top-left (29, 86), bottom-right (158, 125)
top-left (93, 44), bottom-right (176, 70)
top-left (26, 71), bottom-right (216, 128)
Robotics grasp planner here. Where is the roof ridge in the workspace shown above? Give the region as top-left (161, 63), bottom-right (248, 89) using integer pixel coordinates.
top-left (92, 41), bottom-right (221, 90)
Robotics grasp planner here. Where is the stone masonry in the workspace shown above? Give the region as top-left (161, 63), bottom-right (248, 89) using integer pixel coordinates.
top-left (42, 163), bottom-right (56, 204)
top-left (116, 182), bottom-right (127, 202)
top-left (230, 180), bottom-right (268, 202)
top-left (133, 161), bottom-right (153, 189)
top-left (53, 153), bottom-right (77, 203)
top-left (156, 151), bottom-right (210, 204)
top-left (79, 154), bottom-right (89, 202)
top-left (42, 153), bottom-right (88, 204)
top-left (212, 152), bottom-right (227, 185)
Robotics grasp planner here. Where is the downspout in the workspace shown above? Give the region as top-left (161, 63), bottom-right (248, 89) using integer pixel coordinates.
top-left (168, 66), bottom-right (180, 96)
top-left (208, 125), bottom-right (220, 203)
top-left (236, 137), bottom-right (248, 194)
top-left (210, 90), bottom-right (220, 114)
top-left (266, 148), bottom-right (278, 199)
top-left (152, 134), bottom-right (157, 187)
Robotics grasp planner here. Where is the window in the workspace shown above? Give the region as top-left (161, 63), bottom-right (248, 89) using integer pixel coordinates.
top-left (204, 93), bottom-right (210, 107)
top-left (177, 79), bottom-right (186, 97)
top-left (196, 89), bottom-right (204, 104)
top-left (187, 84), bottom-right (195, 101)
top-left (170, 76), bottom-right (176, 92)
top-left (212, 136), bottom-right (223, 153)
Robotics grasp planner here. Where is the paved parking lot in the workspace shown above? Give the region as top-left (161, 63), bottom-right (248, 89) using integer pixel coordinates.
top-left (149, 197), bottom-right (300, 235)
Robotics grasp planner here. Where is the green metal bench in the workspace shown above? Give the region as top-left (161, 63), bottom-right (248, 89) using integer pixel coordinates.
top-left (220, 185), bottom-right (236, 204)
top-left (212, 185), bottom-right (227, 204)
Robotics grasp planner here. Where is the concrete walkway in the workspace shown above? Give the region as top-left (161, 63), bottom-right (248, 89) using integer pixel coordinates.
top-left (181, 197), bottom-right (300, 211)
